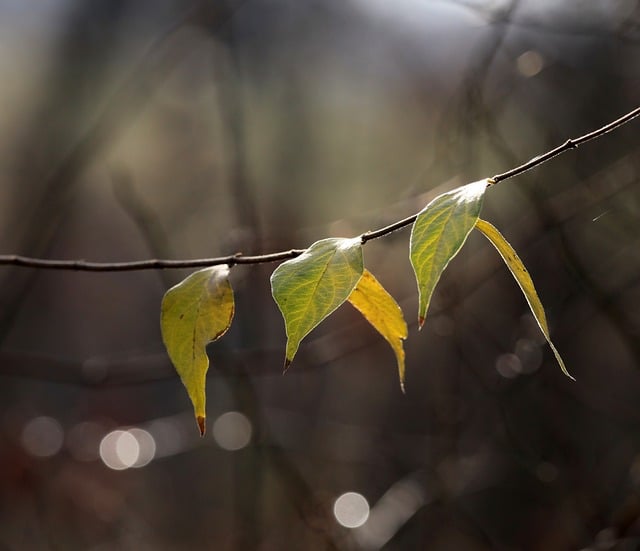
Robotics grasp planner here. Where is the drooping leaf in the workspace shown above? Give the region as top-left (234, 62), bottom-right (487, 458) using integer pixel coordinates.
top-left (161, 265), bottom-right (235, 435)
top-left (410, 179), bottom-right (488, 328)
top-left (271, 237), bottom-right (363, 367)
top-left (348, 269), bottom-right (408, 391)
top-left (475, 218), bottom-right (574, 380)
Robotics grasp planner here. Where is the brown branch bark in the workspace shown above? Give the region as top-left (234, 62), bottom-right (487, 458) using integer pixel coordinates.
top-left (0, 105), bottom-right (638, 272)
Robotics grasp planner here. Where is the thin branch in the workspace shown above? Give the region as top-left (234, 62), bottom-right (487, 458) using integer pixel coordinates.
top-left (0, 106), bottom-right (638, 272)
top-left (0, 249), bottom-right (306, 272)
top-left (489, 106), bottom-right (640, 184)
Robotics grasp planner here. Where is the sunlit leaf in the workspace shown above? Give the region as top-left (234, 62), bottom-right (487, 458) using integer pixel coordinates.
top-left (475, 218), bottom-right (574, 380)
top-left (161, 265), bottom-right (235, 435)
top-left (271, 237), bottom-right (363, 367)
top-left (348, 269), bottom-right (408, 391)
top-left (410, 180), bottom-right (488, 328)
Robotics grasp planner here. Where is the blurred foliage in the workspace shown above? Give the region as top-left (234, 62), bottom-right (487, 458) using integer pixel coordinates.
top-left (0, 0), bottom-right (639, 549)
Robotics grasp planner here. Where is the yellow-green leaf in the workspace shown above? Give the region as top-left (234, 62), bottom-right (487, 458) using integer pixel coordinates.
top-left (271, 237), bottom-right (363, 366)
top-left (161, 265), bottom-right (235, 435)
top-left (348, 269), bottom-right (408, 391)
top-left (410, 179), bottom-right (488, 328)
top-left (475, 218), bottom-right (574, 380)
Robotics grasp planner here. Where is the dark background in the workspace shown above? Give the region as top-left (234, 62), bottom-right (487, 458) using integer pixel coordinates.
top-left (0, 1), bottom-right (639, 549)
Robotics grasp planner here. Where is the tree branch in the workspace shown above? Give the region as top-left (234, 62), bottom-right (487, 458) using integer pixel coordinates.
top-left (0, 106), bottom-right (638, 272)
top-left (0, 250), bottom-right (307, 272)
top-left (489, 106), bottom-right (640, 184)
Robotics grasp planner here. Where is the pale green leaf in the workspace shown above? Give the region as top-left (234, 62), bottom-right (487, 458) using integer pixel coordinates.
top-left (161, 265), bottom-right (235, 435)
top-left (475, 218), bottom-right (574, 380)
top-left (271, 237), bottom-right (363, 366)
top-left (348, 269), bottom-right (408, 391)
top-left (410, 179), bottom-right (488, 327)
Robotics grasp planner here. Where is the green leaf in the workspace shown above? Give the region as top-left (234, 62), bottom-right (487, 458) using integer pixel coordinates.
top-left (475, 218), bottom-right (574, 380)
top-left (161, 265), bottom-right (235, 435)
top-left (410, 179), bottom-right (488, 328)
top-left (348, 269), bottom-right (408, 391)
top-left (271, 237), bottom-right (364, 366)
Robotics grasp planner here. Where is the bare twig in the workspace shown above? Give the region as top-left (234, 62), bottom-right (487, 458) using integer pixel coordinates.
top-left (0, 106), bottom-right (638, 273)
top-left (489, 106), bottom-right (640, 183)
top-left (0, 250), bottom-right (306, 272)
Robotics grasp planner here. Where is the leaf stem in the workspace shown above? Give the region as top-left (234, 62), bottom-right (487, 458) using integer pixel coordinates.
top-left (0, 106), bottom-right (638, 272)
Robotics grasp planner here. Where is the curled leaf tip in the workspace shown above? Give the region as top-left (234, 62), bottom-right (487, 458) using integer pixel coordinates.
top-left (197, 415), bottom-right (206, 437)
top-left (553, 345), bottom-right (575, 381)
top-left (283, 358), bottom-right (292, 373)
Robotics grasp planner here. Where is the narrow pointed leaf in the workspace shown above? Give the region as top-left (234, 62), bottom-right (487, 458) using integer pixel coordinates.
top-left (348, 269), bottom-right (408, 391)
top-left (271, 237), bottom-right (363, 366)
top-left (475, 218), bottom-right (574, 380)
top-left (410, 179), bottom-right (488, 328)
top-left (161, 265), bottom-right (235, 434)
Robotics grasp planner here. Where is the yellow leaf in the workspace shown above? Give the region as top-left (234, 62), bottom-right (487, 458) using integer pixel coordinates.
top-left (161, 265), bottom-right (235, 434)
top-left (348, 270), bottom-right (409, 391)
top-left (475, 219), bottom-right (574, 380)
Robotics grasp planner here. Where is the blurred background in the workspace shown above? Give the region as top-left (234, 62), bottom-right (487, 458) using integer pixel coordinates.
top-left (0, 0), bottom-right (639, 549)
